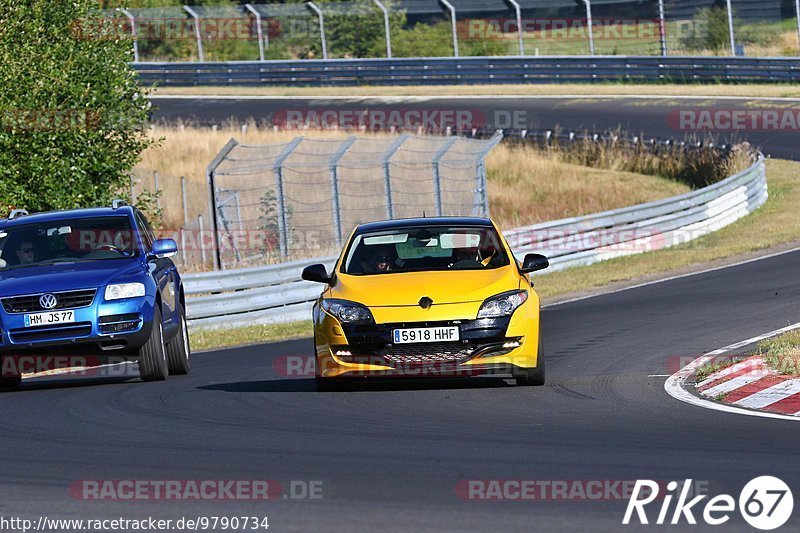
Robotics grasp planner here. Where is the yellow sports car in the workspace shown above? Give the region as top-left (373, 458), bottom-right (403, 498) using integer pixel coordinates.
top-left (301, 217), bottom-right (549, 390)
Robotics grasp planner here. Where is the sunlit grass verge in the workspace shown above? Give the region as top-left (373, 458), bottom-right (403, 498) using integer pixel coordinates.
top-left (191, 321), bottom-right (311, 352)
top-left (755, 330), bottom-right (800, 376)
top-left (190, 159), bottom-right (800, 351)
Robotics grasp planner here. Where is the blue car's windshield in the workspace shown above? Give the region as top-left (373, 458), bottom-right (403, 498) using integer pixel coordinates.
top-left (0, 216), bottom-right (138, 271)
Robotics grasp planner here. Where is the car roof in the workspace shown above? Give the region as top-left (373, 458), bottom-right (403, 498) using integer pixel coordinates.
top-left (354, 216), bottom-right (494, 234)
top-left (0, 206), bottom-right (135, 229)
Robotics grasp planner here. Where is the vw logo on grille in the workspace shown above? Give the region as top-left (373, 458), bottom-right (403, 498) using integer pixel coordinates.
top-left (39, 293), bottom-right (58, 310)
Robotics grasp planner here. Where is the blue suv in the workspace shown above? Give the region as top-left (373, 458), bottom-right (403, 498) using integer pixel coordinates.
top-left (0, 201), bottom-right (190, 388)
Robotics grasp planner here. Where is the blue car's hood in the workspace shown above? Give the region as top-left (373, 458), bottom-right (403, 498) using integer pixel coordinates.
top-left (0, 259), bottom-right (145, 296)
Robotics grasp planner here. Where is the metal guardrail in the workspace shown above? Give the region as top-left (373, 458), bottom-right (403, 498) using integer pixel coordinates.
top-left (133, 56), bottom-right (800, 86)
top-left (183, 156), bottom-right (767, 330)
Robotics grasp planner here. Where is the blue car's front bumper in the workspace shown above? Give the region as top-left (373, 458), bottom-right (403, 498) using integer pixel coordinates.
top-left (0, 292), bottom-right (155, 354)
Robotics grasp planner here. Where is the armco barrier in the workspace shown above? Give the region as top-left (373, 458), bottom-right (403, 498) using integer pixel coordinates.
top-left (183, 156), bottom-right (767, 330)
top-left (133, 57), bottom-right (800, 86)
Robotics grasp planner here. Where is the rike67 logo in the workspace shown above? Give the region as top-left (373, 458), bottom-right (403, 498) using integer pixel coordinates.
top-left (623, 477), bottom-right (793, 530)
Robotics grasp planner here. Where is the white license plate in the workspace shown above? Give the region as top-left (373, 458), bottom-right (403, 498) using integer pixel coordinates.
top-left (393, 326), bottom-right (460, 344)
top-left (24, 310), bottom-right (75, 327)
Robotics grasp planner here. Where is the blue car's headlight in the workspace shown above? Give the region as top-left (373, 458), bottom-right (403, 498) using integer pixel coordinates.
top-left (477, 290), bottom-right (528, 318)
top-left (322, 299), bottom-right (374, 324)
top-left (105, 283), bottom-right (146, 301)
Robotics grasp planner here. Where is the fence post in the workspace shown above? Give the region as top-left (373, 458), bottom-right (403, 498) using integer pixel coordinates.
top-left (432, 137), bottom-right (458, 216)
top-left (180, 176), bottom-right (188, 265)
top-left (381, 135), bottom-right (409, 220)
top-left (329, 136), bottom-right (357, 245)
top-left (273, 137), bottom-right (304, 258)
top-left (439, 0), bottom-right (459, 57)
top-left (505, 0), bottom-right (524, 56)
top-left (206, 138), bottom-right (239, 270)
top-left (183, 6), bottom-right (205, 62)
top-left (245, 4), bottom-right (265, 61)
top-left (725, 0), bottom-right (736, 57)
top-left (657, 0), bottom-right (667, 56)
top-left (583, 0), bottom-right (595, 56)
top-left (473, 131), bottom-right (503, 217)
top-left (129, 175), bottom-right (136, 204)
top-left (198, 214), bottom-right (206, 267)
top-left (120, 8), bottom-right (139, 62)
top-left (153, 171), bottom-right (161, 211)
top-left (307, 2), bottom-right (328, 59)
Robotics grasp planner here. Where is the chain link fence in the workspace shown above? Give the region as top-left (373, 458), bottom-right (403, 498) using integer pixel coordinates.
top-left (205, 133), bottom-right (502, 270)
top-left (93, 1), bottom-right (800, 61)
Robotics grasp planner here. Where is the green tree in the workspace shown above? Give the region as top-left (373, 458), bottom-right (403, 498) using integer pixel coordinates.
top-left (0, 0), bottom-right (153, 215)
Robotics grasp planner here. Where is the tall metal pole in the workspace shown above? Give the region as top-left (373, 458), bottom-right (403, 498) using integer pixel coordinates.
top-left (795, 0), bottom-right (800, 54)
top-left (206, 138), bottom-right (239, 270)
top-left (657, 0), bottom-right (667, 56)
top-left (381, 135), bottom-right (409, 220)
top-left (725, 0), bottom-right (736, 57)
top-left (373, 0), bottom-right (393, 58)
top-left (307, 2), bottom-right (328, 59)
top-left (120, 8), bottom-right (139, 62)
top-left (245, 4), bottom-right (265, 61)
top-left (505, 0), bottom-right (524, 56)
top-left (328, 136), bottom-right (357, 245)
top-left (583, 0), bottom-right (595, 56)
top-left (439, 0), bottom-right (459, 57)
top-left (273, 137), bottom-right (304, 258)
top-left (183, 6), bottom-right (204, 62)
top-left (431, 137), bottom-right (458, 216)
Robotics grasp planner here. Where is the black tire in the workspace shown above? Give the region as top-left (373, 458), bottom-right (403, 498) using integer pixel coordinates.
top-left (165, 304), bottom-right (191, 375)
top-left (514, 344), bottom-right (545, 386)
top-left (138, 306), bottom-right (168, 382)
top-left (0, 374), bottom-right (22, 391)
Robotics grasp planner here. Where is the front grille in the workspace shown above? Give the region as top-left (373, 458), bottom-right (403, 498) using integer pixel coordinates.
top-left (379, 343), bottom-right (475, 366)
top-left (10, 322), bottom-right (93, 343)
top-left (2, 289), bottom-right (97, 314)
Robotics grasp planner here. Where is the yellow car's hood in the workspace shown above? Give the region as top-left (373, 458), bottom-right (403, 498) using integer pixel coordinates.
top-left (332, 267), bottom-right (521, 307)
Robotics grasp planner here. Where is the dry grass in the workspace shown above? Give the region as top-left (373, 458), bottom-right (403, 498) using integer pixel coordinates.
top-left (134, 125), bottom-right (689, 232)
top-left (152, 84), bottom-right (800, 99)
top-left (756, 330), bottom-right (800, 376)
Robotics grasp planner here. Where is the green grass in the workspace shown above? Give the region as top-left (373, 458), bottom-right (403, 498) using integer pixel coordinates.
top-left (190, 158), bottom-right (800, 351)
top-left (694, 357), bottom-right (740, 382)
top-left (756, 330), bottom-right (800, 376)
top-left (191, 321), bottom-right (310, 352)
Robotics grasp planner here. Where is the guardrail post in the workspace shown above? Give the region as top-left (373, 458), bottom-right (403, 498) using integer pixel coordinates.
top-left (439, 0), bottom-right (459, 57)
top-left (657, 0), bottom-right (667, 56)
top-left (120, 8), bottom-right (139, 62)
top-left (273, 137), bottom-right (304, 258)
top-left (373, 0), bottom-right (393, 58)
top-left (307, 2), bottom-right (328, 60)
top-left (183, 6), bottom-right (205, 62)
top-left (582, 0), bottom-right (595, 56)
top-left (245, 4), bottom-right (265, 61)
top-left (206, 138), bottom-right (239, 270)
top-left (725, 0), bottom-right (736, 57)
top-left (505, 0), bottom-right (524, 56)
top-left (328, 136), bottom-right (357, 245)
top-left (432, 137), bottom-right (458, 216)
top-left (381, 134), bottom-right (409, 219)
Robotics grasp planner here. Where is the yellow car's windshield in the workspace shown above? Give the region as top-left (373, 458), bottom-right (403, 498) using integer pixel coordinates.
top-left (342, 225), bottom-right (510, 275)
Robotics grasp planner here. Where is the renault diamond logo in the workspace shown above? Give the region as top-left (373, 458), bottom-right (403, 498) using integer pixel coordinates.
top-left (419, 296), bottom-right (433, 309)
top-left (39, 293), bottom-right (58, 310)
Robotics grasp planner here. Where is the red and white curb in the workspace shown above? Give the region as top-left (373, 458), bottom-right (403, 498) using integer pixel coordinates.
top-left (664, 322), bottom-right (800, 421)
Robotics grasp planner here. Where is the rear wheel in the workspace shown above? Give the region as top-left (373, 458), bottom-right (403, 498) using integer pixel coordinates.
top-left (138, 307), bottom-right (168, 382)
top-left (0, 374), bottom-right (22, 390)
top-left (166, 304), bottom-right (191, 375)
top-left (514, 343), bottom-right (545, 386)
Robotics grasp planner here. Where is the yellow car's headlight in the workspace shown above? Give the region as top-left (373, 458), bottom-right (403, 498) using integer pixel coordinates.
top-left (322, 299), bottom-right (374, 324)
top-left (477, 290), bottom-right (528, 318)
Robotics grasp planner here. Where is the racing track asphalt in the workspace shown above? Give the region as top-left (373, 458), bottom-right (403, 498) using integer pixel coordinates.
top-left (149, 95), bottom-right (800, 160)
top-left (3, 248), bottom-right (800, 531)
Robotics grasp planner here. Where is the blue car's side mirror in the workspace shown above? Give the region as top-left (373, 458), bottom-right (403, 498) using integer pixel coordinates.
top-left (151, 238), bottom-right (178, 259)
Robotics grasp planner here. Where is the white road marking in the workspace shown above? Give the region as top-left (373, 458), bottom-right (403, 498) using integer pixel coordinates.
top-left (735, 380), bottom-right (800, 409)
top-left (696, 358), bottom-right (761, 388)
top-left (664, 322), bottom-right (800, 422)
top-left (702, 372), bottom-right (772, 397)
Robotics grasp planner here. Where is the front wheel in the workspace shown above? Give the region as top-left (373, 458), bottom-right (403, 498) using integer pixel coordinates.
top-left (138, 307), bottom-right (169, 382)
top-left (166, 304), bottom-right (191, 375)
top-left (514, 347), bottom-right (545, 386)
